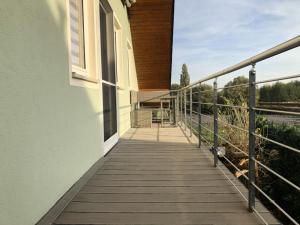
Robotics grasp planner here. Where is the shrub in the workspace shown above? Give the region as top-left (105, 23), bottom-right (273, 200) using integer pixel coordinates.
top-left (256, 118), bottom-right (300, 224)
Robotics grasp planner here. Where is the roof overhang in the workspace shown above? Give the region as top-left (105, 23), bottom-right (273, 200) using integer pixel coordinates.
top-left (128, 0), bottom-right (175, 90)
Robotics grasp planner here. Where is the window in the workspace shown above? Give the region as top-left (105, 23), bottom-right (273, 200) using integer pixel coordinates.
top-left (127, 41), bottom-right (132, 88)
top-left (69, 0), bottom-right (86, 69)
top-left (100, 1), bottom-right (115, 84)
top-left (68, 0), bottom-right (98, 85)
top-left (114, 16), bottom-right (122, 87)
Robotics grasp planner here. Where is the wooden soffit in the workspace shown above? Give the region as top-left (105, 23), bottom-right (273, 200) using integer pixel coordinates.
top-left (128, 0), bottom-right (174, 90)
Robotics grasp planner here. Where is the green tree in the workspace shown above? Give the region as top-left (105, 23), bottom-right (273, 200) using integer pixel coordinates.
top-left (219, 76), bottom-right (249, 105)
top-left (289, 81), bottom-right (300, 101)
top-left (259, 85), bottom-right (272, 102)
top-left (171, 83), bottom-right (180, 90)
top-left (191, 84), bottom-right (213, 114)
top-left (256, 118), bottom-right (300, 224)
top-left (259, 81), bottom-right (300, 102)
top-left (180, 64), bottom-right (190, 87)
top-left (170, 83), bottom-right (180, 96)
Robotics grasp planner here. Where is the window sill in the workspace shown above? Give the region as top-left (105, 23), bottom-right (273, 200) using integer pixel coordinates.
top-left (72, 72), bottom-right (98, 83)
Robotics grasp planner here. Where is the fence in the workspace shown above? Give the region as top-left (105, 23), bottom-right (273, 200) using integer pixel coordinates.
top-left (140, 35), bottom-right (300, 225)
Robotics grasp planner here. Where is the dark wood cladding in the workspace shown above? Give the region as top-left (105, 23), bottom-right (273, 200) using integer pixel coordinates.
top-left (128, 0), bottom-right (174, 90)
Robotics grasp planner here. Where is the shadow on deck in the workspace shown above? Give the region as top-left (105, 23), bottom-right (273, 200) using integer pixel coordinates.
top-left (54, 125), bottom-right (278, 225)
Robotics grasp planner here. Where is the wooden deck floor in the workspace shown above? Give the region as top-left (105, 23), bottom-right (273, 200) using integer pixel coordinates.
top-left (54, 125), bottom-right (278, 225)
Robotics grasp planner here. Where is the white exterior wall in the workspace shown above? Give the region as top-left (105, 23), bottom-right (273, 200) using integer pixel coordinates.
top-left (0, 1), bottom-right (138, 224)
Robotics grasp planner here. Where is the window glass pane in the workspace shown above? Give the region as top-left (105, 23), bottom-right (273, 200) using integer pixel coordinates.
top-left (69, 0), bottom-right (85, 68)
top-left (127, 49), bottom-right (131, 87)
top-left (100, 3), bottom-right (115, 84)
top-left (114, 31), bottom-right (118, 83)
top-left (103, 83), bottom-right (117, 141)
top-left (100, 6), bottom-right (108, 81)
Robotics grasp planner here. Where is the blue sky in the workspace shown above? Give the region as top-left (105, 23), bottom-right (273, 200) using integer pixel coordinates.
top-left (171, 0), bottom-right (300, 86)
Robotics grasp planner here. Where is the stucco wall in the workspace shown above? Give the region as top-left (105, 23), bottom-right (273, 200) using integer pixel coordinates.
top-left (0, 1), bottom-right (137, 224)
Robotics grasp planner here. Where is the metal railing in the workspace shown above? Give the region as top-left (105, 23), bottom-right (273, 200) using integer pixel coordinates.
top-left (139, 35), bottom-right (300, 225)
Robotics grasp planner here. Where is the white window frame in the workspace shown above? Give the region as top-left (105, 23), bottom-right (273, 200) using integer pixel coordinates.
top-left (114, 14), bottom-right (124, 90)
top-left (67, 0), bottom-right (99, 86)
top-left (99, 0), bottom-right (119, 154)
top-left (69, 0), bottom-right (88, 74)
top-left (127, 39), bottom-right (133, 90)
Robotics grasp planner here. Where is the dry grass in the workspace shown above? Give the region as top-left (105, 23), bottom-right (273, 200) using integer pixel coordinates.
top-left (218, 97), bottom-right (262, 175)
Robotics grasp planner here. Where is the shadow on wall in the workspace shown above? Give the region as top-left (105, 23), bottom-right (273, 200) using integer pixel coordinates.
top-left (0, 1), bottom-right (109, 225)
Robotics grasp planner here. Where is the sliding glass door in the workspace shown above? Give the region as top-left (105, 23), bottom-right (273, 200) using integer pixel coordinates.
top-left (100, 0), bottom-right (118, 153)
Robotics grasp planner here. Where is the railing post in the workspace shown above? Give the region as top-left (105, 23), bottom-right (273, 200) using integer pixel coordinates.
top-left (248, 64), bottom-right (256, 212)
top-left (178, 93), bottom-right (180, 125)
top-left (180, 91), bottom-right (183, 125)
top-left (213, 79), bottom-right (218, 167)
top-left (184, 89), bottom-right (187, 130)
top-left (176, 93), bottom-right (179, 125)
top-left (160, 99), bottom-right (163, 127)
top-left (189, 88), bottom-right (193, 137)
top-left (198, 84), bottom-right (202, 148)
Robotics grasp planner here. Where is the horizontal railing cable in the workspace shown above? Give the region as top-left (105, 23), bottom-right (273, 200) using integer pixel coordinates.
top-left (189, 120), bottom-right (248, 162)
top-left (191, 118), bottom-right (248, 156)
top-left (251, 207), bottom-right (269, 225)
top-left (216, 103), bottom-right (249, 110)
top-left (217, 118), bottom-right (249, 133)
top-left (254, 73), bottom-right (300, 85)
top-left (251, 181), bottom-right (299, 225)
top-left (253, 157), bottom-right (300, 191)
top-left (217, 83), bottom-right (249, 90)
top-left (253, 107), bottom-right (300, 116)
top-left (196, 121), bottom-right (249, 156)
top-left (216, 165), bottom-right (250, 211)
top-left (222, 155), bottom-right (249, 181)
top-left (253, 132), bottom-right (300, 155)
top-left (200, 102), bottom-right (214, 105)
top-left (200, 113), bottom-right (214, 119)
top-left (216, 134), bottom-right (249, 157)
top-left (200, 134), bottom-right (213, 146)
top-left (191, 112), bottom-right (249, 133)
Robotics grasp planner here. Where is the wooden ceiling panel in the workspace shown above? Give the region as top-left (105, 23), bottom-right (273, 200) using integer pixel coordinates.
top-left (128, 0), bottom-right (174, 90)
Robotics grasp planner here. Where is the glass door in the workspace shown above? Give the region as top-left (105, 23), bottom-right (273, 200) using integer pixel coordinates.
top-left (100, 0), bottom-right (118, 154)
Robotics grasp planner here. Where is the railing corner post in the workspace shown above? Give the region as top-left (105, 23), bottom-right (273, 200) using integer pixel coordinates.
top-left (213, 79), bottom-right (218, 167)
top-left (248, 64), bottom-right (256, 212)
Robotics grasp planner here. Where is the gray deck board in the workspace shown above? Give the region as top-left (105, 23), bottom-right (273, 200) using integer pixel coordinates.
top-left (73, 193), bottom-right (248, 203)
top-left (54, 125), bottom-right (279, 225)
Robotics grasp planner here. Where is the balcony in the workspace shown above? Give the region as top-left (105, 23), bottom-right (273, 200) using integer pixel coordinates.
top-left (53, 124), bottom-right (278, 225)
top-left (47, 36), bottom-right (300, 225)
